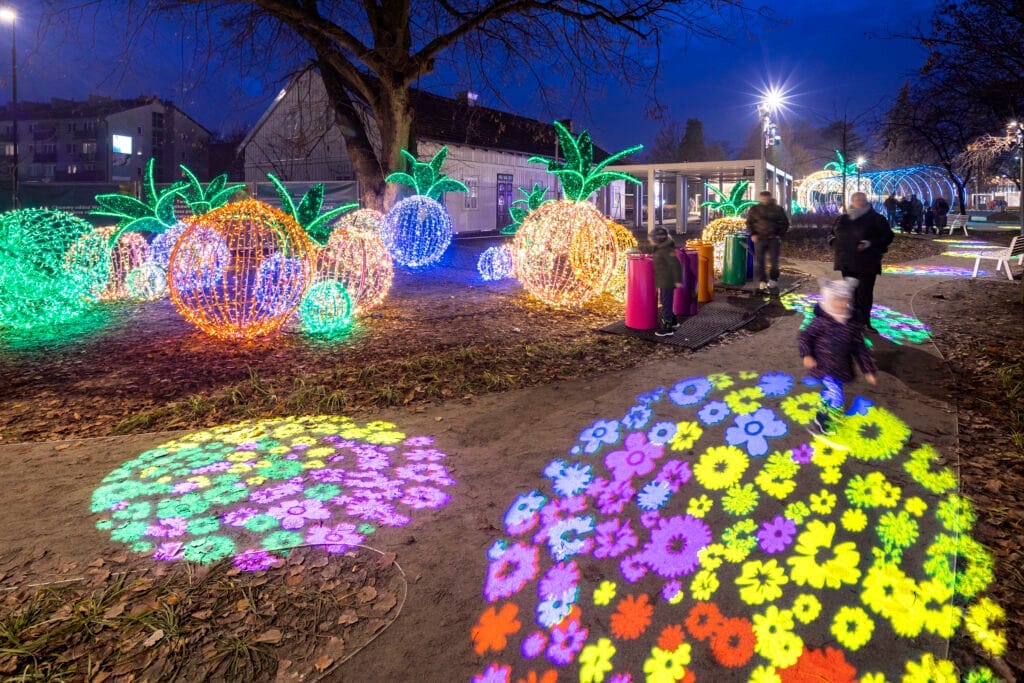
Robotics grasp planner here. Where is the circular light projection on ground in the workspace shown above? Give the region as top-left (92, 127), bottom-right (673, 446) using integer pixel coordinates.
top-left (319, 213), bottom-right (393, 315)
top-left (513, 201), bottom-right (618, 308)
top-left (168, 200), bottom-right (315, 340)
top-left (478, 245), bottom-right (515, 282)
top-left (470, 372), bottom-right (1003, 682)
top-left (883, 264), bottom-right (985, 277)
top-left (94, 228), bottom-right (150, 301)
top-left (91, 416), bottom-right (455, 571)
top-left (300, 280), bottom-right (353, 337)
top-left (606, 222), bottom-right (639, 302)
top-left (0, 208), bottom-right (104, 330)
top-left (781, 293), bottom-right (931, 346)
top-left (380, 196), bottom-right (453, 268)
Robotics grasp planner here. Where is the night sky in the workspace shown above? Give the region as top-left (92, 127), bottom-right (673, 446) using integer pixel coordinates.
top-left (9, 1), bottom-right (933, 151)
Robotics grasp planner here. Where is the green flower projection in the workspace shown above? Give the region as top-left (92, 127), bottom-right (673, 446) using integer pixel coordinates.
top-left (91, 416), bottom-right (454, 571)
top-left (470, 372), bottom-right (1003, 683)
top-left (780, 293), bottom-right (931, 346)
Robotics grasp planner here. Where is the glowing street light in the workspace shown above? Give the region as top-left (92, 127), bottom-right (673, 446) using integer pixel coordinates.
top-left (757, 86), bottom-right (786, 193)
top-left (0, 6), bottom-right (16, 209)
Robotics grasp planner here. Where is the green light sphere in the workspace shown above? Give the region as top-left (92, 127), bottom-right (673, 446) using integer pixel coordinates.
top-left (299, 280), bottom-right (353, 337)
top-left (0, 208), bottom-right (105, 330)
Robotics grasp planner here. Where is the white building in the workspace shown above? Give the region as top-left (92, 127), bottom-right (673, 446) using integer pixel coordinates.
top-left (240, 69), bottom-right (612, 234)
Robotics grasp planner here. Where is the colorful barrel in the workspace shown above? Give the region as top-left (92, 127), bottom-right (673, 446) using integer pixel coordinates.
top-left (746, 233), bottom-right (755, 279)
top-left (625, 253), bottom-right (658, 330)
top-left (688, 239), bottom-right (714, 303)
top-left (722, 232), bottom-right (748, 285)
top-left (674, 248), bottom-right (698, 317)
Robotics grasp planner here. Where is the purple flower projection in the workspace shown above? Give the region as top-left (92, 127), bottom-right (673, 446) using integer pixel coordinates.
top-left (90, 416), bottom-right (455, 570)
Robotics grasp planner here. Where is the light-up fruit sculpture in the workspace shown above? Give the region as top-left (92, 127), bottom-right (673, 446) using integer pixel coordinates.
top-left (168, 199), bottom-right (315, 340)
top-left (63, 228), bottom-right (115, 299)
top-left (94, 228), bottom-right (150, 300)
top-left (513, 122), bottom-right (643, 307)
top-left (478, 245), bottom-right (514, 281)
top-left (606, 220), bottom-right (639, 302)
top-left (502, 183), bottom-right (550, 236)
top-left (701, 180), bottom-right (757, 273)
top-left (0, 208), bottom-right (106, 330)
top-left (300, 280), bottom-right (353, 337)
top-left (125, 262), bottom-right (168, 301)
top-left (320, 213), bottom-right (393, 315)
top-left (381, 147), bottom-right (468, 268)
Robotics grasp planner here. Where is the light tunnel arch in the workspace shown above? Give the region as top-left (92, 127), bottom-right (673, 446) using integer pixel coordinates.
top-left (796, 165), bottom-right (959, 212)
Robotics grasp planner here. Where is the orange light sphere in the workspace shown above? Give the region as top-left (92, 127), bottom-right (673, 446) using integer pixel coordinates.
top-left (513, 200), bottom-right (618, 308)
top-left (168, 199), bottom-right (315, 340)
top-left (93, 227), bottom-right (150, 301)
top-left (316, 209), bottom-right (393, 315)
top-left (605, 220), bottom-right (638, 302)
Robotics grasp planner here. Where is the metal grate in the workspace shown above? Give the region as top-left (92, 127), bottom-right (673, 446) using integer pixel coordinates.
top-left (601, 300), bottom-right (762, 349)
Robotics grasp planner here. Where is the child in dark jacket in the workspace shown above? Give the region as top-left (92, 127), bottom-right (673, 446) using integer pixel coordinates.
top-left (799, 278), bottom-right (878, 434)
top-left (646, 226), bottom-right (683, 337)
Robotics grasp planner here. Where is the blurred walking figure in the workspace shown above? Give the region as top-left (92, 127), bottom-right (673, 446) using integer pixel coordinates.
top-left (883, 193), bottom-right (898, 228)
top-left (828, 192), bottom-right (894, 330)
top-left (933, 196), bottom-right (950, 231)
top-left (897, 195), bottom-right (914, 233)
top-left (746, 190), bottom-right (790, 291)
top-left (924, 204), bottom-right (936, 234)
top-left (911, 194), bottom-right (924, 233)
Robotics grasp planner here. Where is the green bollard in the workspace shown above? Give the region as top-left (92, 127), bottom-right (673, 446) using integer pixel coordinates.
top-left (722, 231), bottom-right (747, 285)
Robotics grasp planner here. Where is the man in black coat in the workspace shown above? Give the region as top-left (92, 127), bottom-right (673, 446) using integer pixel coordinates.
top-left (828, 192), bottom-right (894, 330)
top-left (933, 196), bottom-right (950, 231)
top-left (746, 190), bottom-right (790, 290)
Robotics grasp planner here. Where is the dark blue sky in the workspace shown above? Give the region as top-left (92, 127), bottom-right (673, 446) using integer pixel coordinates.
top-left (8, 1), bottom-right (933, 150)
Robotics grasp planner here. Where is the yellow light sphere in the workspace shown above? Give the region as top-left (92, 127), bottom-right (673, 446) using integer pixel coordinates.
top-left (168, 199), bottom-right (315, 340)
top-left (605, 220), bottom-right (638, 302)
top-left (513, 200), bottom-right (618, 308)
top-left (318, 210), bottom-right (393, 315)
top-left (702, 217), bottom-right (747, 273)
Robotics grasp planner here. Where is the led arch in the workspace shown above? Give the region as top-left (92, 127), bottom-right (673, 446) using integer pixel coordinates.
top-left (795, 166), bottom-right (959, 213)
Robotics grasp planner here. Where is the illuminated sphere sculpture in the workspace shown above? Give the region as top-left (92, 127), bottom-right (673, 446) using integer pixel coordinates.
top-left (300, 280), bottom-right (353, 337)
top-left (380, 196), bottom-right (453, 268)
top-left (606, 220), bottom-right (639, 301)
top-left (319, 211), bottom-right (394, 315)
top-left (168, 199), bottom-right (315, 340)
top-left (125, 262), bottom-right (168, 301)
top-left (149, 221), bottom-right (188, 269)
top-left (477, 245), bottom-right (514, 281)
top-left (63, 229), bottom-right (115, 299)
top-left (0, 208), bottom-right (102, 330)
top-left (88, 227), bottom-right (150, 301)
top-left (703, 216), bottom-right (747, 273)
top-left (513, 201), bottom-right (618, 308)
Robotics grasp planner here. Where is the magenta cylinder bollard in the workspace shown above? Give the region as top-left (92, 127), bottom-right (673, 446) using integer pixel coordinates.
top-left (674, 248), bottom-right (699, 317)
top-left (625, 253), bottom-right (658, 330)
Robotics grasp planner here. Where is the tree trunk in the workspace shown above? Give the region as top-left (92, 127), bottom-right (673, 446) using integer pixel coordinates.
top-left (373, 85), bottom-right (414, 212)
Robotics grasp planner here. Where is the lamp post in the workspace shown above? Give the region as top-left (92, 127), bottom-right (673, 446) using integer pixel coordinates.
top-left (757, 87), bottom-right (784, 194)
top-left (856, 157), bottom-right (866, 198)
top-left (0, 7), bottom-right (16, 210)
top-left (1010, 121), bottom-right (1024, 236)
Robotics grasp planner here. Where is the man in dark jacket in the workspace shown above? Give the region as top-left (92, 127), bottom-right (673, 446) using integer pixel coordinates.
top-left (883, 193), bottom-right (898, 228)
top-left (910, 194), bottom-right (924, 233)
top-left (933, 197), bottom-right (950, 231)
top-left (828, 192), bottom-right (894, 330)
top-left (746, 190), bottom-right (790, 291)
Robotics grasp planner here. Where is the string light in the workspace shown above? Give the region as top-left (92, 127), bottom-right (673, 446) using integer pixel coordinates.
top-left (125, 262), bottom-right (168, 301)
top-left (167, 199), bottom-right (315, 340)
top-left (605, 221), bottom-right (639, 301)
top-left (149, 222), bottom-right (188, 270)
top-left (95, 228), bottom-right (150, 301)
top-left (380, 196), bottom-right (453, 268)
top-left (0, 208), bottom-right (103, 330)
top-left (703, 217), bottom-right (748, 272)
top-left (513, 201), bottom-right (618, 307)
top-left (300, 280), bottom-right (353, 337)
top-left (477, 245), bottom-right (514, 281)
top-left (319, 210), bottom-right (393, 314)
top-left (63, 229), bottom-right (115, 299)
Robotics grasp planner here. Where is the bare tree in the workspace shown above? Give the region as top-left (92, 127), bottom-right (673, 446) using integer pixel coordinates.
top-left (49, 1), bottom-right (765, 210)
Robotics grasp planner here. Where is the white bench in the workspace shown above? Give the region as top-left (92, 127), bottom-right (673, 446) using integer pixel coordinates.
top-left (947, 214), bottom-right (969, 236)
top-left (971, 236), bottom-right (1023, 280)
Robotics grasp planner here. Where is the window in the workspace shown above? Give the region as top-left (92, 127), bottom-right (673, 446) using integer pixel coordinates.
top-left (40, 143), bottom-right (56, 154)
top-left (137, 126), bottom-right (143, 134)
top-left (84, 163), bottom-right (95, 172)
top-left (84, 120), bottom-right (96, 132)
top-left (66, 123), bottom-right (73, 133)
top-left (112, 134), bottom-right (132, 154)
top-left (82, 142), bottom-right (97, 154)
top-left (66, 164), bottom-right (78, 175)
top-left (464, 176), bottom-right (479, 210)
top-left (2, 143), bottom-right (12, 156)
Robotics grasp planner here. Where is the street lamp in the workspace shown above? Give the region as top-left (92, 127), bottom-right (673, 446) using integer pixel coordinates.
top-left (1009, 120), bottom-right (1024, 236)
top-left (856, 157), bottom-right (866, 196)
top-left (0, 7), bottom-right (16, 210)
top-left (757, 87), bottom-right (785, 194)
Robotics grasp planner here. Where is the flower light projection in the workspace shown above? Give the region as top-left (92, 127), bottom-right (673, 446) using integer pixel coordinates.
top-left (513, 122), bottom-right (642, 308)
top-left (883, 264), bottom-right (985, 277)
top-left (478, 245), bottom-right (515, 282)
top-left (470, 372), bottom-right (1004, 683)
top-left (319, 210), bottom-right (394, 315)
top-left (90, 416), bottom-right (455, 571)
top-left (0, 208), bottom-right (108, 330)
top-left (168, 199), bottom-right (315, 340)
top-left (781, 293), bottom-right (931, 346)
top-left (381, 147), bottom-right (468, 267)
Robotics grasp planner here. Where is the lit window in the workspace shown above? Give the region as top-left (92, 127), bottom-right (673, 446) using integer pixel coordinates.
top-left (464, 176), bottom-right (479, 210)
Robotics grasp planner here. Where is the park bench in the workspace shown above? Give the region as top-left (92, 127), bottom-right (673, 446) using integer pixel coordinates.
top-left (971, 236), bottom-right (1024, 280)
top-left (947, 214), bottom-right (969, 236)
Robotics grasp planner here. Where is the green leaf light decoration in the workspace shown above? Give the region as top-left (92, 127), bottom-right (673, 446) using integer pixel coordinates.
top-left (92, 159), bottom-right (187, 245)
top-left (527, 121), bottom-right (642, 201)
top-left (824, 150), bottom-right (858, 176)
top-left (267, 174), bottom-right (358, 246)
top-left (385, 147), bottom-right (469, 200)
top-left (178, 166), bottom-right (246, 215)
top-left (701, 179), bottom-right (759, 216)
top-left (502, 183), bottom-right (550, 235)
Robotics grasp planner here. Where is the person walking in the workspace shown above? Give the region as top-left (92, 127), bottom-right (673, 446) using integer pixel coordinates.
top-left (897, 196), bottom-right (914, 233)
top-left (933, 196), bottom-right (950, 231)
top-left (910, 194), bottom-right (924, 233)
top-left (746, 190), bottom-right (790, 291)
top-left (828, 192), bottom-right (894, 331)
top-left (924, 204), bottom-right (936, 234)
top-left (883, 193), bottom-right (898, 229)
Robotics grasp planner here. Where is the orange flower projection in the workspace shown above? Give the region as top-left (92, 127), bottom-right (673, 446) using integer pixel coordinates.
top-left (513, 201), bottom-right (618, 308)
top-left (318, 209), bottom-right (394, 315)
top-left (167, 199), bottom-right (315, 340)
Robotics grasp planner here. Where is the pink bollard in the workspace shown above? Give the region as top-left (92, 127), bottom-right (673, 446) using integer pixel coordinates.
top-left (674, 248), bottom-right (699, 317)
top-left (625, 253), bottom-right (658, 330)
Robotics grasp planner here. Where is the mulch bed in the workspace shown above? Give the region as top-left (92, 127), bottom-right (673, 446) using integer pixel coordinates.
top-left (783, 229), bottom-right (947, 263)
top-left (914, 278), bottom-right (1024, 677)
top-left (0, 545), bottom-right (404, 682)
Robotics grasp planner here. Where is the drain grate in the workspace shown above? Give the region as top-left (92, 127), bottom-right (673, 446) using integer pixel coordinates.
top-left (600, 301), bottom-right (759, 349)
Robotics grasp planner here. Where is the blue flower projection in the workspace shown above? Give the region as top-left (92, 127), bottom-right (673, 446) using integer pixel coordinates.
top-left (781, 293), bottom-right (931, 346)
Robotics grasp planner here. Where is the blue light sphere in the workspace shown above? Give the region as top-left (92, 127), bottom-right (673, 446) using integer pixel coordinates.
top-left (255, 252), bottom-right (311, 317)
top-left (380, 196), bottom-right (453, 268)
top-left (169, 226), bottom-right (230, 293)
top-left (477, 245), bottom-right (513, 281)
top-left (150, 222), bottom-right (188, 269)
